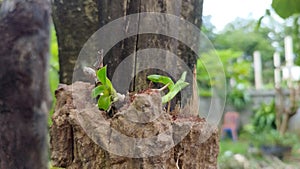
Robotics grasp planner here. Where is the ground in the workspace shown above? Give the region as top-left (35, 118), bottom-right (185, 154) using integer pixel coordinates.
top-left (218, 132), bottom-right (300, 169)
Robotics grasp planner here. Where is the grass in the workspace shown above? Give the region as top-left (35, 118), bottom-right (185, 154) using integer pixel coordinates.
top-left (218, 131), bottom-right (300, 168)
top-left (218, 132), bottom-right (250, 164)
top-left (219, 138), bottom-right (249, 155)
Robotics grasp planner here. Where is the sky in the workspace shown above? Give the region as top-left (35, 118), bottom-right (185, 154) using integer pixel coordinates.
top-left (203, 0), bottom-right (273, 31)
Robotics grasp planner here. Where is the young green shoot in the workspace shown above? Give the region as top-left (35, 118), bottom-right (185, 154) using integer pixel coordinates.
top-left (147, 71), bottom-right (189, 104)
top-left (91, 66), bottom-right (118, 111)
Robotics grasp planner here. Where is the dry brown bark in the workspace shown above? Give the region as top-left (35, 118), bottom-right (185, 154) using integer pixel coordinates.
top-left (0, 0), bottom-right (51, 168)
top-left (50, 82), bottom-right (219, 169)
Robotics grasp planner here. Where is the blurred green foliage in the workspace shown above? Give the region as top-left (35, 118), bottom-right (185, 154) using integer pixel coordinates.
top-left (49, 25), bottom-right (59, 125)
top-left (243, 100), bottom-right (299, 147)
top-left (252, 101), bottom-right (277, 132)
top-left (254, 130), bottom-right (299, 147)
top-left (199, 17), bottom-right (280, 110)
top-left (227, 88), bottom-right (250, 111)
top-left (216, 19), bottom-right (275, 85)
top-left (243, 101), bottom-right (276, 137)
top-left (197, 49), bottom-right (251, 109)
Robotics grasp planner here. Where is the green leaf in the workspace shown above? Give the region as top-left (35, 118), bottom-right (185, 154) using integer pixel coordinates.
top-left (178, 71), bottom-right (187, 82)
top-left (105, 77), bottom-right (116, 95)
top-left (272, 0), bottom-right (300, 19)
top-left (162, 81), bottom-right (189, 103)
top-left (92, 65), bottom-right (119, 111)
top-left (147, 71), bottom-right (189, 103)
top-left (97, 95), bottom-right (111, 111)
top-left (91, 85), bottom-right (106, 98)
top-left (97, 66), bottom-right (107, 85)
top-left (147, 74), bottom-right (174, 90)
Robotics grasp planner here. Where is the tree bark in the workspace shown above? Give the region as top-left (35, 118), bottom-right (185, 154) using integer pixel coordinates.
top-left (53, 0), bottom-right (203, 86)
top-left (99, 0), bottom-right (140, 92)
top-left (52, 0), bottom-right (99, 84)
top-left (0, 0), bottom-right (51, 168)
top-left (135, 0), bottom-right (203, 85)
top-left (50, 82), bottom-right (219, 169)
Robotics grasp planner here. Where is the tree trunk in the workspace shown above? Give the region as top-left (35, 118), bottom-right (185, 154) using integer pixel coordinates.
top-left (53, 0), bottom-right (203, 86)
top-left (0, 0), bottom-right (51, 168)
top-left (275, 87), bottom-right (298, 134)
top-left (52, 0), bottom-right (99, 84)
top-left (133, 0), bottom-right (203, 107)
top-left (50, 82), bottom-right (219, 169)
top-left (51, 0), bottom-right (219, 168)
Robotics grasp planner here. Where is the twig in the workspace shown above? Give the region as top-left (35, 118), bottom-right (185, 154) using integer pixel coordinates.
top-left (157, 83), bottom-right (170, 92)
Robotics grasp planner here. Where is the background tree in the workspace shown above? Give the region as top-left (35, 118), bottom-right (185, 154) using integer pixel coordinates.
top-left (271, 0), bottom-right (300, 65)
top-left (0, 0), bottom-right (50, 168)
top-left (201, 15), bottom-right (217, 41)
top-left (197, 49), bottom-right (251, 110)
top-left (269, 0), bottom-right (300, 134)
top-left (215, 18), bottom-right (275, 85)
top-left (199, 17), bottom-right (277, 110)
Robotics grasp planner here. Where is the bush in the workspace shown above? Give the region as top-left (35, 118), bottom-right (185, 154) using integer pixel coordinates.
top-left (252, 100), bottom-right (276, 132)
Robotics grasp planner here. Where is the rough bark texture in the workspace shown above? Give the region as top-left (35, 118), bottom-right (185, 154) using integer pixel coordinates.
top-left (53, 0), bottom-right (203, 87)
top-left (0, 0), bottom-right (50, 168)
top-left (50, 82), bottom-right (219, 169)
top-left (52, 0), bottom-right (99, 84)
top-left (134, 0), bottom-right (203, 91)
top-left (99, 0), bottom-right (139, 92)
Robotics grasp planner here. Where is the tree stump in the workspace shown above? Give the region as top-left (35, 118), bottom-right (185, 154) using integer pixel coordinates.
top-left (50, 82), bottom-right (219, 169)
